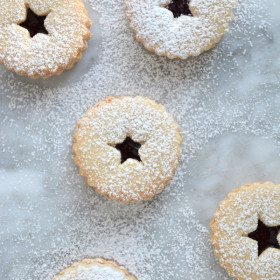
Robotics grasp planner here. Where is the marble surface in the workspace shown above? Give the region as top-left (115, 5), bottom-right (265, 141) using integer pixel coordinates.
top-left (0, 0), bottom-right (280, 279)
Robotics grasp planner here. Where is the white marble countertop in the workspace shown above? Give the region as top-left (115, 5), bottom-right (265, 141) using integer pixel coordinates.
top-left (0, 0), bottom-right (280, 279)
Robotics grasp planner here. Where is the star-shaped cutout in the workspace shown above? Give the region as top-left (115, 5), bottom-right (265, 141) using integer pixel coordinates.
top-left (115, 137), bottom-right (142, 164)
top-left (19, 7), bottom-right (48, 38)
top-left (248, 220), bottom-right (280, 256)
top-left (166, 0), bottom-right (193, 18)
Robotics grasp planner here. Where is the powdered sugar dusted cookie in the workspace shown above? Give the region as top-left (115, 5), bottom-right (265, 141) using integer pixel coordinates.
top-left (210, 182), bottom-right (280, 280)
top-left (0, 0), bottom-right (91, 79)
top-left (73, 96), bottom-right (182, 203)
top-left (125, 0), bottom-right (236, 59)
top-left (53, 258), bottom-right (136, 280)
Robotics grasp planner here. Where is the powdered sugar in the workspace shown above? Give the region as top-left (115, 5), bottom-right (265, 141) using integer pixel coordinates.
top-left (54, 259), bottom-right (134, 280)
top-left (125, 0), bottom-right (236, 58)
top-left (211, 182), bottom-right (280, 279)
top-left (73, 266), bottom-right (126, 280)
top-left (0, 0), bottom-right (91, 78)
top-left (73, 96), bottom-right (182, 202)
top-left (0, 0), bottom-right (279, 279)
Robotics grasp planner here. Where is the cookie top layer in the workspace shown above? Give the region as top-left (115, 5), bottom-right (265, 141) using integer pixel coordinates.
top-left (0, 0), bottom-right (91, 78)
top-left (211, 182), bottom-right (280, 280)
top-left (125, 0), bottom-right (236, 59)
top-left (53, 258), bottom-right (136, 280)
top-left (73, 96), bottom-right (182, 203)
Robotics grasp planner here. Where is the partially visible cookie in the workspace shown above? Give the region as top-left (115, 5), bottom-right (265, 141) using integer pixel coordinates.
top-left (0, 0), bottom-right (91, 79)
top-left (210, 182), bottom-right (280, 280)
top-left (73, 96), bottom-right (182, 203)
top-left (125, 0), bottom-right (236, 59)
top-left (53, 258), bottom-right (136, 280)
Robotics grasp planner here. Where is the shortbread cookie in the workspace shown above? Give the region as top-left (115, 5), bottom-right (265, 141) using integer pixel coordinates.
top-left (125, 0), bottom-right (236, 59)
top-left (53, 258), bottom-right (136, 280)
top-left (73, 96), bottom-right (182, 203)
top-left (0, 0), bottom-right (91, 79)
top-left (210, 182), bottom-right (280, 280)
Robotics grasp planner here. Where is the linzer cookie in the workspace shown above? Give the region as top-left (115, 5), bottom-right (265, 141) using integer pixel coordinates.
top-left (125, 0), bottom-right (236, 59)
top-left (53, 258), bottom-right (136, 280)
top-left (73, 96), bottom-right (182, 203)
top-left (210, 182), bottom-right (280, 280)
top-left (0, 0), bottom-right (91, 79)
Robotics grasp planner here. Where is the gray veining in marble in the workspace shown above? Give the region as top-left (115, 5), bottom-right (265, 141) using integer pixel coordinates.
top-left (0, 0), bottom-right (280, 279)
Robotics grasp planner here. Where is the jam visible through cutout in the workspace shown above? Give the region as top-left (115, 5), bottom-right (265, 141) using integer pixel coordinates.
top-left (115, 137), bottom-right (142, 164)
top-left (248, 220), bottom-right (280, 256)
top-left (166, 0), bottom-right (193, 18)
top-left (19, 8), bottom-right (48, 38)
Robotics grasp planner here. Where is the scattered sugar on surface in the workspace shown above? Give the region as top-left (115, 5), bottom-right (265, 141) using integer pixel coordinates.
top-left (0, 0), bottom-right (279, 279)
